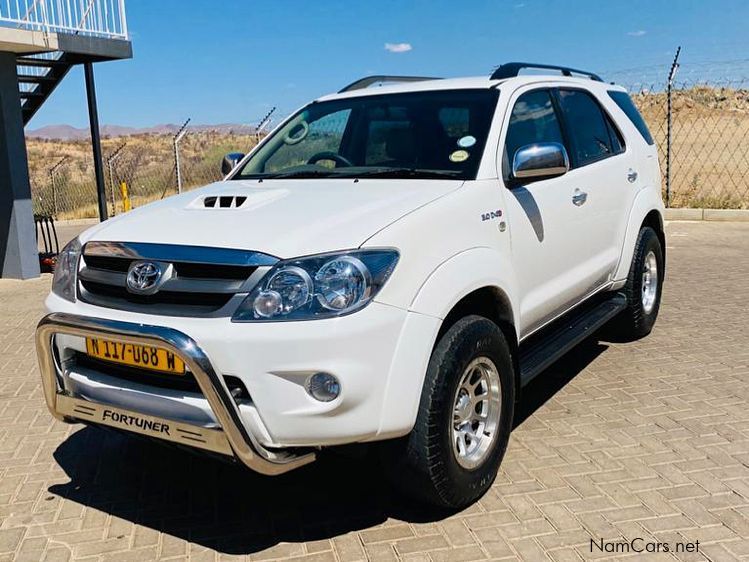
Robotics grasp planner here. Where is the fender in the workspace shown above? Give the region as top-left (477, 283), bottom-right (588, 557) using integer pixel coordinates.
top-left (374, 248), bottom-right (519, 438)
top-left (409, 247), bottom-right (520, 327)
top-left (613, 186), bottom-right (665, 283)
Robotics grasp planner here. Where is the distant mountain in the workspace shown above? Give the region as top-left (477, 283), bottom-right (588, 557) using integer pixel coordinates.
top-left (26, 123), bottom-right (258, 140)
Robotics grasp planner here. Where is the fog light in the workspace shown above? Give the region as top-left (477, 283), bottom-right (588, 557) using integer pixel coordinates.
top-left (305, 372), bottom-right (341, 402)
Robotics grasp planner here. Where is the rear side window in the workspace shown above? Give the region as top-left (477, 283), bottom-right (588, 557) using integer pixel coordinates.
top-left (608, 90), bottom-right (654, 145)
top-left (557, 89), bottom-right (621, 167)
top-left (504, 89), bottom-right (565, 163)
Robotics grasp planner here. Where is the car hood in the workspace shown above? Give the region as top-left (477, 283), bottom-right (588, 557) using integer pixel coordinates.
top-left (82, 178), bottom-right (462, 258)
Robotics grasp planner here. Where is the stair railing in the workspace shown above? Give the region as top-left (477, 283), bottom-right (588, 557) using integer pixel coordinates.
top-left (1, 0), bottom-right (127, 39)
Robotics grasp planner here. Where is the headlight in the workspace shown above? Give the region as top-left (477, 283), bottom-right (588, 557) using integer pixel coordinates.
top-left (52, 237), bottom-right (82, 303)
top-left (232, 249), bottom-right (398, 322)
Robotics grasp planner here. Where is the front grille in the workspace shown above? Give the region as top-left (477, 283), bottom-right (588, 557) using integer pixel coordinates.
top-left (82, 255), bottom-right (130, 272)
top-left (78, 242), bottom-right (277, 317)
top-left (79, 279), bottom-right (234, 308)
top-left (83, 255), bottom-right (253, 280)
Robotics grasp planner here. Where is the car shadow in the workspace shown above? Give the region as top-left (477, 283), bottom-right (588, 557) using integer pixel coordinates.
top-left (50, 427), bottom-right (449, 554)
top-left (49, 337), bottom-right (608, 555)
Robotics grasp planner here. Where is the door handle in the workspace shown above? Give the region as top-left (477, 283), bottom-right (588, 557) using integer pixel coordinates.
top-left (572, 189), bottom-right (588, 206)
top-left (627, 169), bottom-right (638, 183)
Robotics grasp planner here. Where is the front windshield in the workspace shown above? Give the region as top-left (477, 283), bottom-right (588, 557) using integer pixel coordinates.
top-left (233, 89), bottom-right (499, 180)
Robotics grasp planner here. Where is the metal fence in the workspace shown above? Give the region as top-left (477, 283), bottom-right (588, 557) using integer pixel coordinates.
top-left (29, 130), bottom-right (262, 219)
top-left (27, 60), bottom-right (749, 219)
top-left (618, 74), bottom-right (749, 209)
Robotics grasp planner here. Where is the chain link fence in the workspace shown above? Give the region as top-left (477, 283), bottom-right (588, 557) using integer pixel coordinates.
top-left (29, 131), bottom-right (262, 219)
top-left (619, 74), bottom-right (749, 209)
top-left (27, 62), bottom-right (749, 219)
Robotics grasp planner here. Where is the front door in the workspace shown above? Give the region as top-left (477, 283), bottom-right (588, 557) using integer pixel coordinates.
top-left (500, 87), bottom-right (596, 337)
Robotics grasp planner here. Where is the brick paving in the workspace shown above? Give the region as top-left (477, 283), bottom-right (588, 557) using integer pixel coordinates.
top-left (1, 220), bottom-right (748, 561)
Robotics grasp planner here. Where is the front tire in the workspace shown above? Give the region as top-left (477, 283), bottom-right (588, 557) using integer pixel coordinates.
top-left (613, 226), bottom-right (664, 340)
top-left (382, 315), bottom-right (515, 509)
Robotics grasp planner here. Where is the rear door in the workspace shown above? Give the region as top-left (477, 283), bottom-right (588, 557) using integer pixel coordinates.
top-left (554, 88), bottom-right (636, 289)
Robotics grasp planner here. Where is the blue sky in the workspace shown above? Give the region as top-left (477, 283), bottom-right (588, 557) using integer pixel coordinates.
top-left (28, 0), bottom-right (749, 129)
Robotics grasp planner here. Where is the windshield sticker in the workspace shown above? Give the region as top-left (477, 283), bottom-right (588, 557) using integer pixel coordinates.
top-left (449, 150), bottom-right (470, 163)
top-left (457, 135), bottom-right (476, 148)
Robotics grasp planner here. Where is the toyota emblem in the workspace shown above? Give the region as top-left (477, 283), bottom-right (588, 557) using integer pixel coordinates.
top-left (126, 261), bottom-right (168, 295)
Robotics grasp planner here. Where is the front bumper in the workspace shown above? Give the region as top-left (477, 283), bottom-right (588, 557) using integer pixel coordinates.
top-left (42, 290), bottom-right (442, 450)
top-left (36, 312), bottom-right (315, 475)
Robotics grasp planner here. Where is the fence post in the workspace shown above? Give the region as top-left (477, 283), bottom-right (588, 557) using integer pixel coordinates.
top-left (255, 107), bottom-right (276, 144)
top-left (50, 170), bottom-right (57, 216)
top-left (173, 119), bottom-right (190, 194)
top-left (48, 156), bottom-right (69, 217)
top-left (120, 181), bottom-right (131, 212)
top-left (665, 46), bottom-right (681, 208)
top-left (106, 142), bottom-right (127, 216)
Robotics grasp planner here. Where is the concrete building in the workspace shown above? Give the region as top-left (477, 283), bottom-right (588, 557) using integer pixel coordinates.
top-left (1, 0), bottom-right (131, 279)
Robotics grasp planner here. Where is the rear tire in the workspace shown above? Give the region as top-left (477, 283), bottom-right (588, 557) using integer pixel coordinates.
top-left (382, 315), bottom-right (515, 509)
top-left (613, 226), bottom-right (664, 340)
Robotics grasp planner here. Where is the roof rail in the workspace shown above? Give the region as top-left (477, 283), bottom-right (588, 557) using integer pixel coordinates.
top-left (490, 62), bottom-right (603, 82)
top-left (338, 75), bottom-right (442, 93)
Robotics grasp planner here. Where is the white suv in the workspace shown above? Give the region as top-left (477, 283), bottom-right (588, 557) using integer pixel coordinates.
top-left (36, 63), bottom-right (665, 508)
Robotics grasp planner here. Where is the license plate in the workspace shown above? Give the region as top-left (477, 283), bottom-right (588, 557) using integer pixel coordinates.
top-left (85, 338), bottom-right (185, 375)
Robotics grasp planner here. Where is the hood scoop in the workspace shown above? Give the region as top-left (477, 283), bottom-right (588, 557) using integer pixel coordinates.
top-left (196, 195), bottom-right (248, 209)
top-left (185, 188), bottom-right (289, 212)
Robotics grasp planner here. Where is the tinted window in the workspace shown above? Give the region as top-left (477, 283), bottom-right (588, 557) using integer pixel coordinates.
top-left (364, 106), bottom-right (410, 165)
top-left (558, 89), bottom-right (618, 166)
top-left (504, 90), bottom-right (565, 164)
top-left (606, 117), bottom-right (625, 154)
top-left (439, 107), bottom-right (471, 137)
top-left (608, 90), bottom-right (655, 145)
top-left (265, 109), bottom-right (351, 172)
top-left (235, 89), bottom-right (499, 181)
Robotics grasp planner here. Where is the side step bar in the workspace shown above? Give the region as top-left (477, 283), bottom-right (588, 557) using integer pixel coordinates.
top-left (519, 293), bottom-right (627, 385)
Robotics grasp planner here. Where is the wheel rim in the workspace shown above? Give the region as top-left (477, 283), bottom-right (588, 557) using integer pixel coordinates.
top-left (451, 357), bottom-right (502, 470)
top-left (641, 250), bottom-right (658, 314)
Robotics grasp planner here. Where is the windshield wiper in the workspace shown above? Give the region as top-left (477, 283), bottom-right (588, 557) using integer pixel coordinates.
top-left (337, 167), bottom-right (462, 180)
top-left (245, 169), bottom-right (338, 180)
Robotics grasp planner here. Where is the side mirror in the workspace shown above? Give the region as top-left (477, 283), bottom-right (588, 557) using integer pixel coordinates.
top-left (511, 142), bottom-right (569, 183)
top-left (222, 152), bottom-right (246, 175)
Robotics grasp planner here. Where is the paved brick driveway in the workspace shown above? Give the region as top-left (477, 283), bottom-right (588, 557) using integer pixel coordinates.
top-left (1, 221), bottom-right (748, 561)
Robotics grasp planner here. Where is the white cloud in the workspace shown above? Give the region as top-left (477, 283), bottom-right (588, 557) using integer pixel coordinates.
top-left (627, 30), bottom-right (647, 37)
top-left (384, 42), bottom-right (413, 53)
top-left (514, 2), bottom-right (526, 7)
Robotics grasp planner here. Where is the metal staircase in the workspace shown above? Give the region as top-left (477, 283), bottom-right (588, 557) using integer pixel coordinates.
top-left (1, 1), bottom-right (132, 278)
top-left (1, 0), bottom-right (131, 125)
top-left (16, 52), bottom-right (73, 124)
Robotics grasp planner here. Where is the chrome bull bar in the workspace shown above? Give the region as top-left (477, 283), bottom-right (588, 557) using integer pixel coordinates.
top-left (35, 312), bottom-right (316, 476)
